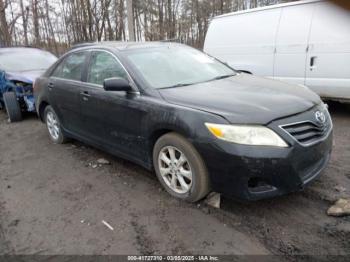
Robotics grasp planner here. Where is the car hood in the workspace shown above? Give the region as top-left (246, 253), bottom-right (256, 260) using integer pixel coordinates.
top-left (158, 73), bottom-right (322, 125)
top-left (5, 70), bottom-right (45, 84)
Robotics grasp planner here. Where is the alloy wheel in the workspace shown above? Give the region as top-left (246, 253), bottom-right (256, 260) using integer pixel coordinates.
top-left (158, 146), bottom-right (193, 194)
top-left (46, 111), bottom-right (60, 141)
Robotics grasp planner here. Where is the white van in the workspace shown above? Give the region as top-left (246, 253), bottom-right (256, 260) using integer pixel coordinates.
top-left (204, 0), bottom-right (350, 102)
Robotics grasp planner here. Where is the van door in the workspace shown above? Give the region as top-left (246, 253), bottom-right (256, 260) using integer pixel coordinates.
top-left (273, 3), bottom-right (315, 85)
top-left (305, 2), bottom-right (350, 100)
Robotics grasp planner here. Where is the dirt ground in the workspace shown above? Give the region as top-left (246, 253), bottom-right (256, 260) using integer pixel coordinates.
top-left (0, 102), bottom-right (349, 260)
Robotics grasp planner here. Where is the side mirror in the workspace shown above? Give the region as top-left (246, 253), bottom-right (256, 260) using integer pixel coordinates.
top-left (103, 77), bottom-right (132, 92)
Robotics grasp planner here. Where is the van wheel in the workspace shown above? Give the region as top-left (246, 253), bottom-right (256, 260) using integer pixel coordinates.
top-left (3, 92), bottom-right (22, 122)
top-left (153, 132), bottom-right (210, 202)
top-left (44, 105), bottom-right (67, 144)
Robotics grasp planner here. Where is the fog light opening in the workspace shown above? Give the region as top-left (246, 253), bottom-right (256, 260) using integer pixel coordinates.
top-left (248, 178), bottom-right (274, 193)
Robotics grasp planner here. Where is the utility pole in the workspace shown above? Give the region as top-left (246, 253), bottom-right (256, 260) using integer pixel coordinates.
top-left (126, 0), bottom-right (135, 41)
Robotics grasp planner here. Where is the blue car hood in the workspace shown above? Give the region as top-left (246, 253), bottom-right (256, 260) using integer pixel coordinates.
top-left (6, 70), bottom-right (45, 84)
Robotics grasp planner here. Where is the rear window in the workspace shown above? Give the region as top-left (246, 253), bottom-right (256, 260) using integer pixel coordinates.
top-left (52, 52), bottom-right (88, 81)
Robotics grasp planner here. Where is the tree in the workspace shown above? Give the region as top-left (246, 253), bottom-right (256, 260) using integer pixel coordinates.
top-left (1, 0), bottom-right (295, 53)
top-left (0, 0), bottom-right (12, 46)
top-left (126, 0), bottom-right (135, 41)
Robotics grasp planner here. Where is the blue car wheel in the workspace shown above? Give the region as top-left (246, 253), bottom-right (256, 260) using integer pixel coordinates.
top-left (3, 91), bottom-right (22, 122)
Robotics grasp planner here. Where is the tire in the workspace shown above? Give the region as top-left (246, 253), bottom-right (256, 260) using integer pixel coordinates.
top-left (153, 132), bottom-right (210, 202)
top-left (44, 105), bottom-right (67, 144)
top-left (3, 92), bottom-right (22, 122)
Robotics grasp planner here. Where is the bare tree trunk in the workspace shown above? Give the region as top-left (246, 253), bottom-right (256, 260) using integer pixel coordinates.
top-left (20, 0), bottom-right (29, 46)
top-left (44, 0), bottom-right (58, 54)
top-left (158, 0), bottom-right (164, 39)
top-left (32, 0), bottom-right (40, 46)
top-left (80, 0), bottom-right (90, 41)
top-left (116, 0), bottom-right (125, 40)
top-left (195, 0), bottom-right (203, 48)
top-left (167, 0), bottom-right (172, 39)
top-left (126, 0), bottom-right (135, 41)
top-left (105, 0), bottom-right (114, 40)
top-left (0, 0), bottom-right (11, 46)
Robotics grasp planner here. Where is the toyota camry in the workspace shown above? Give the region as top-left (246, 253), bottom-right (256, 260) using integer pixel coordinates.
top-left (34, 42), bottom-right (333, 202)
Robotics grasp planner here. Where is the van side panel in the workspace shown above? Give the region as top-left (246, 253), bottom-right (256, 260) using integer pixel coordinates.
top-left (273, 3), bottom-right (315, 85)
top-left (204, 8), bottom-right (281, 76)
top-left (305, 2), bottom-right (350, 100)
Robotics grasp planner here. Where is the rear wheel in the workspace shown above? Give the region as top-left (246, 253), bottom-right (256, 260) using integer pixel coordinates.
top-left (44, 105), bottom-right (67, 144)
top-left (153, 132), bottom-right (210, 202)
top-left (3, 92), bottom-right (22, 122)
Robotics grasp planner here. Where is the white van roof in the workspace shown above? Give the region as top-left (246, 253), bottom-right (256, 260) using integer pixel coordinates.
top-left (213, 0), bottom-right (324, 20)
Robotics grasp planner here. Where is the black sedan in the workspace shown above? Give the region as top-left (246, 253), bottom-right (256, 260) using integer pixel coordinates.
top-left (34, 42), bottom-right (333, 202)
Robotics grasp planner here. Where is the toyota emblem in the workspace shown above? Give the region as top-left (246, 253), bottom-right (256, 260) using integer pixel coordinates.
top-left (315, 111), bottom-right (326, 124)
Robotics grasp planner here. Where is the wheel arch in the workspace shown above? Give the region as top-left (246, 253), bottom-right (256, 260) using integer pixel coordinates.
top-left (38, 100), bottom-right (49, 122)
top-left (147, 125), bottom-right (192, 166)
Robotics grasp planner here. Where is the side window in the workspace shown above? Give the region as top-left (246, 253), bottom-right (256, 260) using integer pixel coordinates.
top-left (87, 51), bottom-right (128, 86)
top-left (51, 60), bottom-right (64, 78)
top-left (51, 52), bottom-right (88, 81)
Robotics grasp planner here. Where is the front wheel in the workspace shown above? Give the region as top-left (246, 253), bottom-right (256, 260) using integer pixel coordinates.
top-left (3, 92), bottom-right (22, 122)
top-left (153, 133), bottom-right (210, 202)
top-left (44, 105), bottom-right (67, 144)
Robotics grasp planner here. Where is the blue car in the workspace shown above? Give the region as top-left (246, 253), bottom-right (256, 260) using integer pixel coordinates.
top-left (0, 47), bottom-right (57, 122)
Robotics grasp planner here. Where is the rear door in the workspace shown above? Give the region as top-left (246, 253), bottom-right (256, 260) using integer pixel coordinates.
top-left (80, 50), bottom-right (147, 159)
top-left (305, 1), bottom-right (350, 99)
top-left (49, 51), bottom-right (90, 134)
top-left (273, 3), bottom-right (315, 85)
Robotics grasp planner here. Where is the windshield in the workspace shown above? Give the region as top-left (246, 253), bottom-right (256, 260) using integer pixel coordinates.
top-left (0, 50), bottom-right (57, 72)
top-left (124, 45), bottom-right (235, 89)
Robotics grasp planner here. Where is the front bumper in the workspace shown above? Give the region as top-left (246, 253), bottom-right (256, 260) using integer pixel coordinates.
top-left (195, 106), bottom-right (333, 201)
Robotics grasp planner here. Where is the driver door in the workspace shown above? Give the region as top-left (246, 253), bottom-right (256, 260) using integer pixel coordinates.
top-left (80, 50), bottom-right (147, 158)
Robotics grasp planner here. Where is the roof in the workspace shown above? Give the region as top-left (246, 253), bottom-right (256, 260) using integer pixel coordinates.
top-left (213, 0), bottom-right (323, 20)
top-left (72, 41), bottom-right (176, 51)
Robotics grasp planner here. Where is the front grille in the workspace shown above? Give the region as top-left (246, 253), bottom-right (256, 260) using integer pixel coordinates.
top-left (280, 115), bottom-right (332, 146)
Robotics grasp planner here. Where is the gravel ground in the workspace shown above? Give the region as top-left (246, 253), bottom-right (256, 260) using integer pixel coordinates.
top-left (0, 102), bottom-right (349, 259)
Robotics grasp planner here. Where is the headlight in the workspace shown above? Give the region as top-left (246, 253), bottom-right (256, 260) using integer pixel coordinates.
top-left (205, 123), bottom-right (288, 147)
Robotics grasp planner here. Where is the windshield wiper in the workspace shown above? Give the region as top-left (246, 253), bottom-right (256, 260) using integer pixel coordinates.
top-left (212, 74), bottom-right (235, 81)
top-left (160, 74), bottom-right (235, 89)
top-left (161, 83), bottom-right (193, 89)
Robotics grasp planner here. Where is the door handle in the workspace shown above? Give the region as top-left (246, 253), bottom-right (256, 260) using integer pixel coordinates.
top-left (310, 56), bottom-right (317, 71)
top-left (80, 91), bottom-right (91, 97)
top-left (80, 91), bottom-right (90, 101)
top-left (48, 82), bottom-right (54, 90)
